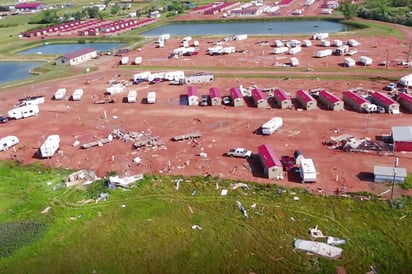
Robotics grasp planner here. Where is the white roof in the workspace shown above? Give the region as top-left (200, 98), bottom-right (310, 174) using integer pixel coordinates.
top-left (374, 165), bottom-right (407, 177)
top-left (392, 126), bottom-right (412, 142)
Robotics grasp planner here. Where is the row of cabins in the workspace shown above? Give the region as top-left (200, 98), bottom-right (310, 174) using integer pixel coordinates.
top-left (343, 91), bottom-right (403, 114)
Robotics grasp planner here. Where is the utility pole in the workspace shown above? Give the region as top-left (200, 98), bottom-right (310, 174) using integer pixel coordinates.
top-left (390, 157), bottom-right (399, 200)
top-left (407, 37), bottom-right (412, 65)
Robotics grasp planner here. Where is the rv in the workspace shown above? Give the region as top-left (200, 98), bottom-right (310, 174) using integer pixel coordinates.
top-left (39, 134), bottom-right (60, 158)
top-left (127, 90), bottom-right (137, 103)
top-left (299, 158), bottom-right (317, 183)
top-left (289, 46), bottom-right (302, 55)
top-left (274, 40), bottom-right (284, 47)
top-left (399, 73), bottom-right (412, 87)
top-left (359, 56), bottom-right (373, 66)
top-left (18, 95), bottom-right (45, 106)
top-left (133, 71), bottom-right (151, 83)
top-left (0, 135), bottom-right (19, 151)
top-left (273, 47), bottom-right (289, 55)
top-left (106, 83), bottom-right (125, 95)
top-left (147, 91), bottom-right (156, 104)
top-left (315, 49), bottom-right (333, 58)
top-left (344, 57), bottom-right (356, 67)
top-left (8, 104), bottom-right (39, 119)
top-left (120, 56), bottom-right (129, 65)
top-left (71, 89), bottom-right (84, 101)
top-left (134, 56), bottom-right (142, 65)
top-left (290, 57), bottom-right (299, 67)
top-left (54, 88), bottom-right (67, 100)
top-left (261, 117), bottom-right (283, 135)
top-left (334, 45), bottom-right (349, 56)
top-left (312, 33), bottom-right (329, 40)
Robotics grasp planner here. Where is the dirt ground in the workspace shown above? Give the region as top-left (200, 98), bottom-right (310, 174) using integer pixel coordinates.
top-left (1, 13), bottom-right (412, 198)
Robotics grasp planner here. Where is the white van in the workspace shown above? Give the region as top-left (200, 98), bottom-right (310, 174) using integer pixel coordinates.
top-left (261, 117), bottom-right (283, 135)
top-left (147, 91), bottom-right (156, 104)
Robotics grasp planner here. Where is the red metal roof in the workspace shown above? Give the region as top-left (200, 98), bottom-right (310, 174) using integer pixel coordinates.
top-left (274, 89), bottom-right (289, 101)
top-left (371, 92), bottom-right (397, 106)
top-left (252, 88), bottom-right (267, 100)
top-left (187, 86), bottom-right (197, 97)
top-left (342, 91), bottom-right (368, 105)
top-left (63, 47), bottom-right (96, 60)
top-left (258, 144), bottom-right (282, 168)
top-left (16, 2), bottom-right (44, 9)
top-left (398, 92), bottom-right (412, 104)
top-left (296, 89), bottom-right (315, 103)
top-left (209, 87), bottom-right (220, 98)
top-left (319, 90), bottom-right (341, 104)
top-left (230, 87), bottom-right (243, 99)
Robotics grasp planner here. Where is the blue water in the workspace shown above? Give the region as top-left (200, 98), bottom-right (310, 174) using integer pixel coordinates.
top-left (0, 62), bottom-right (44, 84)
top-left (19, 42), bottom-right (124, 55)
top-left (141, 20), bottom-right (348, 37)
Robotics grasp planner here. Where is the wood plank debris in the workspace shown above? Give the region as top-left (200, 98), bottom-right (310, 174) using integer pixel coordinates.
top-left (172, 131), bottom-right (202, 141)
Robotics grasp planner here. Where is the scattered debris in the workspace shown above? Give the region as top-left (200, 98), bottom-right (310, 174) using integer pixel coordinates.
top-left (108, 174), bottom-right (143, 188)
top-left (172, 131), bottom-right (202, 141)
top-left (309, 225), bottom-right (325, 238)
top-left (294, 239), bottom-right (343, 259)
top-left (174, 178), bottom-right (183, 191)
top-left (81, 134), bottom-right (113, 149)
top-left (191, 225), bottom-right (202, 230)
top-left (96, 192), bottom-right (110, 203)
top-left (41, 206), bottom-right (51, 214)
top-left (326, 236), bottom-right (346, 246)
top-left (221, 189), bottom-right (228, 196)
top-left (65, 169), bottom-right (99, 187)
top-left (322, 133), bottom-right (393, 154)
top-left (232, 182), bottom-right (249, 190)
top-left (236, 201), bottom-right (248, 219)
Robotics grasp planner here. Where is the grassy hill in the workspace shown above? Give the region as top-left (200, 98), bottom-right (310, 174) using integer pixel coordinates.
top-left (0, 160), bottom-right (411, 273)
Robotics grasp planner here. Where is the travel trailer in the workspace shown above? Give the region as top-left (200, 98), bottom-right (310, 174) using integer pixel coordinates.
top-left (134, 56), bottom-right (142, 65)
top-left (120, 56), bottom-right (129, 65)
top-left (359, 56), bottom-right (373, 66)
top-left (290, 57), bottom-right (299, 67)
top-left (315, 49), bottom-right (333, 58)
top-left (147, 91), bottom-right (156, 104)
top-left (8, 104), bottom-right (39, 119)
top-left (39, 134), bottom-right (60, 158)
top-left (0, 135), bottom-right (19, 151)
top-left (127, 90), bottom-right (137, 103)
top-left (261, 117), bottom-right (283, 135)
top-left (54, 88), bottom-right (67, 100)
top-left (299, 158), bottom-right (317, 183)
top-left (71, 89), bottom-right (84, 101)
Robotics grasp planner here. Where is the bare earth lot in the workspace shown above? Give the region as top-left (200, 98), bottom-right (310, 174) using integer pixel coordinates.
top-left (1, 19), bottom-right (412, 197)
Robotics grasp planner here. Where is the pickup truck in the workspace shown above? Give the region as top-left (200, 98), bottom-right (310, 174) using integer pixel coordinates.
top-left (226, 148), bottom-right (252, 158)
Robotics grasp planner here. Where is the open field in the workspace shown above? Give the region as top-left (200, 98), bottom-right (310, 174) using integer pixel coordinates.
top-left (0, 161), bottom-right (411, 273)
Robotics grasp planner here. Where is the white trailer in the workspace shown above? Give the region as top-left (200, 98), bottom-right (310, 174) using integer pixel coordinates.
top-left (157, 39), bottom-right (165, 48)
top-left (18, 95), bottom-right (45, 106)
top-left (359, 56), bottom-right (373, 66)
top-left (54, 88), bottom-right (67, 100)
top-left (347, 39), bottom-right (360, 47)
top-left (320, 40), bottom-right (330, 47)
top-left (302, 40), bottom-right (312, 47)
top-left (39, 134), bottom-right (60, 158)
top-left (164, 71), bottom-right (185, 81)
top-left (133, 71), bottom-right (151, 83)
top-left (127, 90), bottom-right (137, 103)
top-left (274, 40), bottom-right (284, 47)
top-left (333, 39), bottom-right (343, 47)
top-left (289, 46), bottom-right (302, 55)
top-left (315, 49), bottom-right (333, 58)
top-left (234, 34), bottom-right (248, 41)
top-left (273, 47), bottom-right (289, 55)
top-left (106, 83), bottom-right (125, 95)
top-left (344, 57), bottom-right (356, 67)
top-left (120, 56), bottom-right (129, 65)
top-left (159, 33), bottom-right (170, 41)
top-left (185, 74), bottom-right (215, 84)
top-left (399, 73), bottom-right (412, 87)
top-left (299, 158), bottom-right (317, 183)
top-left (261, 117), bottom-right (283, 135)
top-left (71, 89), bottom-right (84, 101)
top-left (134, 56), bottom-right (142, 65)
top-left (182, 36), bottom-right (192, 43)
top-left (0, 135), bottom-right (19, 151)
top-left (8, 104), bottom-right (39, 119)
top-left (147, 91), bottom-right (156, 104)
top-left (312, 33), bottom-right (329, 40)
top-left (290, 57), bottom-right (299, 67)
top-left (223, 46), bottom-right (236, 54)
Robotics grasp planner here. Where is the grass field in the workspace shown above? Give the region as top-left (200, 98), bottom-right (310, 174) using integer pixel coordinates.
top-left (0, 161), bottom-right (411, 273)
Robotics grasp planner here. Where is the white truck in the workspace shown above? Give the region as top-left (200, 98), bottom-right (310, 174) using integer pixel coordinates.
top-left (226, 148), bottom-right (252, 158)
top-left (261, 117), bottom-right (283, 135)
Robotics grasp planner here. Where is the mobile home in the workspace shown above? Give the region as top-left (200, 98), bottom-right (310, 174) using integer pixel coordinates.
top-left (54, 88), bottom-right (67, 100)
top-left (258, 144), bottom-right (283, 180)
top-left (273, 47), bottom-right (289, 55)
top-left (252, 88), bottom-right (268, 108)
top-left (127, 90), bottom-right (137, 103)
top-left (71, 89), bottom-right (84, 101)
top-left (18, 95), bottom-right (45, 106)
top-left (261, 117), bottom-right (283, 135)
top-left (106, 84), bottom-right (125, 95)
top-left (359, 56), bottom-right (372, 66)
top-left (315, 49), bottom-right (333, 58)
top-left (273, 88), bottom-right (292, 109)
top-left (399, 73), bottom-right (412, 87)
top-left (230, 87), bottom-right (244, 107)
top-left (0, 135), bottom-right (19, 151)
top-left (343, 57), bottom-right (355, 67)
top-left (8, 104), bottom-right (39, 119)
top-left (318, 90), bottom-right (344, 111)
top-left (39, 134), bottom-right (60, 158)
top-left (296, 90), bottom-right (317, 110)
top-left (120, 56), bottom-right (129, 65)
top-left (290, 57), bottom-right (299, 67)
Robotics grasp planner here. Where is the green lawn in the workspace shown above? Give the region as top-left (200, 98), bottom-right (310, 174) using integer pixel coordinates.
top-left (0, 161), bottom-right (411, 273)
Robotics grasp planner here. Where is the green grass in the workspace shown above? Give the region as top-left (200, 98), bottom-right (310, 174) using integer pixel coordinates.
top-left (0, 161), bottom-right (411, 273)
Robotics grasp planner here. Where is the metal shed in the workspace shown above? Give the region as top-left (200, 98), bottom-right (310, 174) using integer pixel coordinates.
top-left (230, 87), bottom-right (244, 107)
top-left (258, 144), bottom-right (284, 179)
top-left (373, 165), bottom-right (407, 183)
top-left (392, 126), bottom-right (412, 152)
top-left (209, 87), bottom-right (221, 106)
top-left (296, 90), bottom-right (317, 110)
top-left (187, 86), bottom-right (199, 106)
top-left (273, 88), bottom-right (292, 109)
top-left (251, 88), bottom-right (268, 108)
top-left (318, 90), bottom-right (344, 111)
top-left (342, 91), bottom-right (369, 112)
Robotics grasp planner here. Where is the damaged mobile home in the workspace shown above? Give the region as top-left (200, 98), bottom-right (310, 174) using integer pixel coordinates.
top-left (0, 135), bottom-right (19, 151)
top-left (39, 134), bottom-right (60, 158)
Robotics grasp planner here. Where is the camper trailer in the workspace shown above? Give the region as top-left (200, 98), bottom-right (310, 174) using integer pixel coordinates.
top-left (54, 88), bottom-right (67, 100)
top-left (18, 95), bottom-right (45, 106)
top-left (106, 84), bottom-right (125, 95)
top-left (127, 90), bottom-right (137, 103)
top-left (399, 73), bottom-right (412, 87)
top-left (0, 135), bottom-right (19, 151)
top-left (344, 57), bottom-right (356, 67)
top-left (273, 47), bottom-right (289, 55)
top-left (290, 57), bottom-right (299, 67)
top-left (315, 49), bottom-right (333, 58)
top-left (8, 104), bottom-right (39, 119)
top-left (299, 158), bottom-right (317, 183)
top-left (71, 89), bottom-right (84, 101)
top-left (39, 134), bottom-right (60, 158)
top-left (147, 91), bottom-right (156, 104)
top-left (133, 71), bottom-right (151, 83)
top-left (120, 56), bottom-right (129, 65)
top-left (261, 117), bottom-right (283, 135)
top-left (134, 56), bottom-right (142, 65)
top-left (289, 46), bottom-right (302, 55)
top-left (359, 56), bottom-right (373, 66)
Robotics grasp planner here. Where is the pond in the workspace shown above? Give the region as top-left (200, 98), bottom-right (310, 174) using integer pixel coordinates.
top-left (0, 61), bottom-right (44, 85)
top-left (140, 20), bottom-right (349, 37)
top-left (18, 42), bottom-right (124, 55)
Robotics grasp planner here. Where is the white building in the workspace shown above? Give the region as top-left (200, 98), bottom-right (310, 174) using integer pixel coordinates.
top-left (55, 47), bottom-right (97, 66)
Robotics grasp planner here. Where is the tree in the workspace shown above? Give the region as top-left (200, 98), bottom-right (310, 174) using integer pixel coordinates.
top-left (339, 1), bottom-right (358, 19)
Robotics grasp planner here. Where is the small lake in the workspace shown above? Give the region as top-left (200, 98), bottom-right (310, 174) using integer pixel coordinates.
top-left (19, 42), bottom-right (124, 55)
top-left (0, 62), bottom-right (44, 85)
top-left (141, 20), bottom-right (349, 37)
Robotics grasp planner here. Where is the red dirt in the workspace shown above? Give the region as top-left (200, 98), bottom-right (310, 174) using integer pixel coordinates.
top-left (1, 15), bottom-right (412, 198)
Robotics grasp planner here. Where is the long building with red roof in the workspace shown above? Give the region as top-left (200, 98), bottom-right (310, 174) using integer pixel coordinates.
top-left (258, 144), bottom-right (283, 179)
top-left (318, 90), bottom-right (344, 111)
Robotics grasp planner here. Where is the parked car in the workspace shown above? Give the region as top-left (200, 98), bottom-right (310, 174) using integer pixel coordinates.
top-left (200, 95), bottom-right (209, 106)
top-left (226, 148), bottom-right (252, 158)
top-left (149, 78), bottom-right (161, 85)
top-left (222, 96), bottom-right (232, 106)
top-left (385, 82), bottom-right (397, 91)
top-left (0, 115), bottom-right (9, 123)
top-left (377, 106), bottom-right (386, 113)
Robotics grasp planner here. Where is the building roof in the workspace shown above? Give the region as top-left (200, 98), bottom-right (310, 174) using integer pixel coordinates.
top-left (373, 165), bottom-right (407, 178)
top-left (343, 91), bottom-right (368, 105)
top-left (392, 126), bottom-right (412, 142)
top-left (398, 92), bottom-right (412, 104)
top-left (252, 88), bottom-right (266, 100)
top-left (209, 87), bottom-right (220, 98)
top-left (187, 86), bottom-right (197, 97)
top-left (274, 89), bottom-right (290, 101)
top-left (230, 87), bottom-right (243, 99)
top-left (62, 47), bottom-right (96, 60)
top-left (16, 2), bottom-right (44, 9)
top-left (258, 144), bottom-right (282, 168)
top-left (296, 89), bottom-right (315, 103)
top-left (319, 90), bottom-right (341, 104)
top-left (371, 92), bottom-right (397, 106)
